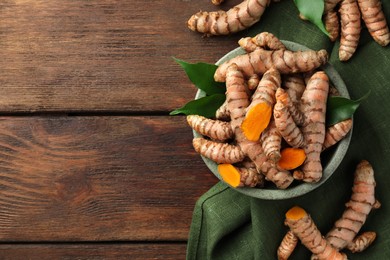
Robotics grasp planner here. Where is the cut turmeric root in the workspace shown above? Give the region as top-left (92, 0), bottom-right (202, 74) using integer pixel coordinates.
top-left (241, 68), bottom-right (281, 141)
top-left (284, 206), bottom-right (347, 259)
top-left (218, 163), bottom-right (261, 187)
top-left (278, 148), bottom-right (306, 170)
top-left (241, 102), bottom-right (272, 142)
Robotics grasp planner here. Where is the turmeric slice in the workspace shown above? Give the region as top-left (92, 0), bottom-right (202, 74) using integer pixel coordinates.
top-left (241, 102), bottom-right (272, 141)
top-left (241, 68), bottom-right (281, 141)
top-left (218, 163), bottom-right (261, 188)
top-left (278, 148), bottom-right (306, 170)
top-left (218, 164), bottom-right (242, 188)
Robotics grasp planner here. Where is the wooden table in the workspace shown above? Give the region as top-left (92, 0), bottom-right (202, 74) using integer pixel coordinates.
top-left (0, 0), bottom-right (248, 258)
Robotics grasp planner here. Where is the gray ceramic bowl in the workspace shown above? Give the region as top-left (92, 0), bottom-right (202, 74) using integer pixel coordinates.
top-left (194, 41), bottom-right (352, 200)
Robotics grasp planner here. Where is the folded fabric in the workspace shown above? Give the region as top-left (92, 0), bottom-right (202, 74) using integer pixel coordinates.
top-left (187, 1), bottom-right (390, 259)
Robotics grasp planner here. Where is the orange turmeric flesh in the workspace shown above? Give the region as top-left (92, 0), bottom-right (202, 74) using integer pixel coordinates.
top-left (278, 148), bottom-right (306, 170)
top-left (285, 206), bottom-right (307, 221)
top-left (218, 164), bottom-right (241, 188)
top-left (241, 102), bottom-right (272, 141)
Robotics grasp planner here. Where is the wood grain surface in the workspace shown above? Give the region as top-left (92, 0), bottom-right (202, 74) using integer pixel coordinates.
top-left (0, 0), bottom-right (243, 113)
top-left (0, 0), bottom-right (244, 258)
top-left (0, 243), bottom-right (187, 259)
top-left (0, 116), bottom-right (217, 241)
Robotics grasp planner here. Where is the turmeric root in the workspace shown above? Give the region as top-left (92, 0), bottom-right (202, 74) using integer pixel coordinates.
top-left (282, 74), bottom-right (306, 105)
top-left (274, 96), bottom-right (305, 148)
top-left (260, 159), bottom-right (294, 189)
top-left (346, 231), bottom-right (377, 253)
top-left (192, 137), bottom-right (245, 164)
top-left (325, 160), bottom-right (379, 251)
top-left (323, 118), bottom-right (353, 150)
top-left (187, 115), bottom-right (233, 142)
top-left (214, 48), bottom-right (328, 82)
top-left (248, 74), bottom-right (260, 90)
top-left (275, 87), bottom-right (304, 126)
top-left (187, 0), bottom-right (271, 36)
top-left (261, 119), bottom-right (282, 161)
top-left (241, 68), bottom-right (281, 141)
top-left (339, 0), bottom-right (361, 61)
top-left (215, 100), bottom-right (230, 121)
top-left (225, 64), bottom-right (251, 131)
top-left (238, 32), bottom-right (286, 52)
top-left (324, 10), bottom-right (340, 42)
top-left (277, 230), bottom-right (298, 260)
top-left (323, 0), bottom-right (342, 41)
top-left (211, 0), bottom-right (225, 5)
top-left (218, 163), bottom-right (261, 187)
top-left (357, 0), bottom-right (390, 46)
top-left (278, 148), bottom-right (306, 170)
top-left (284, 206), bottom-right (347, 260)
top-left (300, 71), bottom-right (329, 182)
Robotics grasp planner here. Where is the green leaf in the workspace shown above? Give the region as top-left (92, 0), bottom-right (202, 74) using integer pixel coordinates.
top-left (293, 0), bottom-right (330, 37)
top-left (326, 91), bottom-right (370, 126)
top-left (173, 57), bottom-right (226, 95)
top-left (170, 94), bottom-right (226, 118)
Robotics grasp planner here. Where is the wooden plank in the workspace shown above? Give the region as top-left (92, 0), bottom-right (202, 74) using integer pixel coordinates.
top-left (0, 116), bottom-right (218, 242)
top-left (0, 243), bottom-right (187, 260)
top-left (0, 0), bottom-right (242, 113)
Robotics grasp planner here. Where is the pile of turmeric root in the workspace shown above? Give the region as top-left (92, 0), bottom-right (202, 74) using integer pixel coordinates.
top-left (278, 160), bottom-right (380, 259)
top-left (187, 0), bottom-right (390, 61)
top-left (187, 32), bottom-right (353, 190)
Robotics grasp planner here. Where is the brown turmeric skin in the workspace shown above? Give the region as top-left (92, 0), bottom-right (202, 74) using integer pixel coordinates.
top-left (277, 230), bottom-right (298, 260)
top-left (238, 32), bottom-right (286, 52)
top-left (192, 137), bottom-right (245, 164)
top-left (300, 71), bottom-right (329, 182)
top-left (214, 48), bottom-right (328, 82)
top-left (187, 115), bottom-right (233, 142)
top-left (274, 97), bottom-right (305, 148)
top-left (284, 206), bottom-right (347, 260)
top-left (261, 119), bottom-right (282, 161)
top-left (339, 0), bottom-right (361, 61)
top-left (187, 0), bottom-right (271, 36)
top-left (357, 0), bottom-right (390, 46)
top-left (323, 118), bottom-right (353, 150)
top-left (325, 160), bottom-right (379, 251)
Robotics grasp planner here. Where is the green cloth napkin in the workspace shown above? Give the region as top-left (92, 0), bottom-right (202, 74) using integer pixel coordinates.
top-left (186, 1), bottom-right (390, 259)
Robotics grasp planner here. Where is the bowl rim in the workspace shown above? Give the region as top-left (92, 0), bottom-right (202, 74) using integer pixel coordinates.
top-left (193, 40), bottom-right (352, 200)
